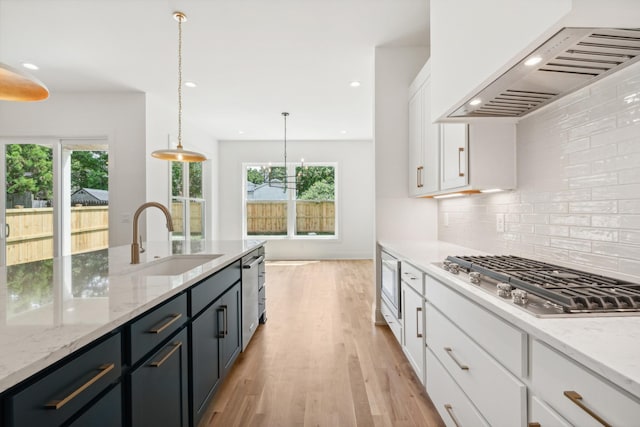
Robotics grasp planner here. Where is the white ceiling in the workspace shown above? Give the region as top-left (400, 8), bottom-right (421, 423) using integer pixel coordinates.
top-left (0, 0), bottom-right (428, 141)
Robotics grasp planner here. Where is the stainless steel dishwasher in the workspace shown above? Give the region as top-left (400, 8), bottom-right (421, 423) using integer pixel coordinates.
top-left (242, 248), bottom-right (265, 351)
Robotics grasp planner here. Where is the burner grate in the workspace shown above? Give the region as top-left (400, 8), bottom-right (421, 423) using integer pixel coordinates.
top-left (446, 255), bottom-right (640, 313)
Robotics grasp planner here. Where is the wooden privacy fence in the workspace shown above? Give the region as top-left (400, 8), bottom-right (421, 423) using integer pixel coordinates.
top-left (246, 201), bottom-right (334, 235)
top-left (170, 201), bottom-right (203, 236)
top-left (6, 206), bottom-right (109, 265)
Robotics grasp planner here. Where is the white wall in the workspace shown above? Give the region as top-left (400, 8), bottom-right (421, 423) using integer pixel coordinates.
top-left (0, 92), bottom-right (146, 247)
top-left (439, 61), bottom-right (640, 280)
top-left (374, 46), bottom-right (438, 242)
top-left (218, 139), bottom-right (374, 260)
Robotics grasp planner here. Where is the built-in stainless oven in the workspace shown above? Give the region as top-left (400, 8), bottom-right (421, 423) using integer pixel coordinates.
top-left (381, 250), bottom-right (401, 319)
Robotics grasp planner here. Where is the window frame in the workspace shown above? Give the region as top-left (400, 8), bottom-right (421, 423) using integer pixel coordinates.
top-left (242, 162), bottom-right (338, 240)
top-left (170, 161), bottom-right (206, 241)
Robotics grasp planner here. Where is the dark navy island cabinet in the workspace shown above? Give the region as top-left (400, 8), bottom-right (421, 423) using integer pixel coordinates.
top-left (0, 252), bottom-right (256, 427)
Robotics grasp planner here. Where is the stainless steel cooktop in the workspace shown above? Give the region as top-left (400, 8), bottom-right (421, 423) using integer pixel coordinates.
top-left (437, 255), bottom-right (640, 318)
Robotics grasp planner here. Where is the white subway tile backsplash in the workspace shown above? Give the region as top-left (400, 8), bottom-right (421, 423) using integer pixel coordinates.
top-left (592, 184), bottom-right (640, 200)
top-left (438, 61), bottom-right (640, 279)
top-left (569, 201), bottom-right (618, 214)
top-left (619, 167), bottom-right (640, 184)
top-left (549, 215), bottom-right (591, 226)
top-left (570, 227), bottom-right (618, 242)
top-left (550, 238), bottom-right (591, 252)
top-left (591, 215), bottom-right (621, 228)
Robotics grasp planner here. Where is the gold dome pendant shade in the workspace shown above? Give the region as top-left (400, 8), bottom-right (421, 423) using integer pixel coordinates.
top-left (151, 11), bottom-right (206, 163)
top-left (0, 62), bottom-right (49, 101)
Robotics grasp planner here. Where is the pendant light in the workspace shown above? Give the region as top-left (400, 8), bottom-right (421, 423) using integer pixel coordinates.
top-left (262, 112), bottom-right (306, 192)
top-left (0, 62), bottom-right (49, 101)
top-left (152, 11), bottom-right (206, 163)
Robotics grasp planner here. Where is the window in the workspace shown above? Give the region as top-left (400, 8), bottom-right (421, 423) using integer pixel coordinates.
top-left (171, 161), bottom-right (205, 241)
top-left (244, 163), bottom-right (337, 238)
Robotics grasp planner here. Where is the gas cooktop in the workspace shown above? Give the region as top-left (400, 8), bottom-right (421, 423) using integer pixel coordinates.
top-left (439, 255), bottom-right (640, 317)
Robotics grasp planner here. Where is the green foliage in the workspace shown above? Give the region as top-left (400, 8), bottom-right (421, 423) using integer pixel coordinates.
top-left (70, 151), bottom-right (108, 191)
top-left (6, 144), bottom-right (53, 200)
top-left (297, 181), bottom-right (334, 200)
top-left (246, 168), bottom-right (265, 185)
top-left (172, 162), bottom-right (202, 198)
top-left (171, 162), bottom-right (183, 196)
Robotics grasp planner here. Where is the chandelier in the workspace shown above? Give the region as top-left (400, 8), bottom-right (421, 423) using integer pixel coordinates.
top-left (151, 11), bottom-right (206, 162)
top-left (262, 112), bottom-right (306, 192)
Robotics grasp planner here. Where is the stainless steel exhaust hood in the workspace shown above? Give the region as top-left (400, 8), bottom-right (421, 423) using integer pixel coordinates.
top-left (449, 28), bottom-right (640, 118)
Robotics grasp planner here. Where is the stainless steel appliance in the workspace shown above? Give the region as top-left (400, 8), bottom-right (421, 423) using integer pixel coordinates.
top-left (438, 255), bottom-right (640, 317)
top-left (381, 250), bottom-right (401, 318)
top-left (242, 249), bottom-right (265, 350)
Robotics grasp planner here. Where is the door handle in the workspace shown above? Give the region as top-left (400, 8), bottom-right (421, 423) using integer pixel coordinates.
top-left (416, 307), bottom-right (423, 338)
top-left (217, 305), bottom-right (228, 338)
top-left (564, 390), bottom-right (611, 427)
top-left (444, 347), bottom-right (469, 370)
top-left (5, 223), bottom-right (9, 238)
top-left (444, 404), bottom-right (462, 427)
top-left (150, 342), bottom-right (182, 368)
top-left (417, 166), bottom-right (424, 188)
top-left (243, 256), bottom-right (265, 269)
top-left (45, 363), bottom-right (115, 409)
top-left (458, 147), bottom-right (465, 177)
top-left (147, 313), bottom-right (182, 334)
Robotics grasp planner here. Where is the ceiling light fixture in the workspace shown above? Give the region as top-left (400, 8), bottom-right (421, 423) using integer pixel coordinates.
top-left (184, 81), bottom-right (197, 88)
top-left (22, 62), bottom-right (39, 70)
top-left (152, 11), bottom-right (206, 163)
top-left (469, 98), bottom-right (482, 106)
top-left (480, 188), bottom-right (504, 193)
top-left (350, 81), bottom-right (361, 87)
top-left (261, 112), bottom-right (306, 192)
top-left (0, 62), bottom-right (49, 101)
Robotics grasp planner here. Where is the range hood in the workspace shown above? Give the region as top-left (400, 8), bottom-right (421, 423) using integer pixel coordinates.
top-left (449, 28), bottom-right (640, 118)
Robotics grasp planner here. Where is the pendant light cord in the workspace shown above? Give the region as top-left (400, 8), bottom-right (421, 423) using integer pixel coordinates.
top-left (177, 14), bottom-right (183, 149)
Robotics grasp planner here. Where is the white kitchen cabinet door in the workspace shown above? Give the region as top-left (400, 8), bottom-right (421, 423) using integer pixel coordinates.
top-left (530, 395), bottom-right (571, 427)
top-left (401, 281), bottom-right (425, 384)
top-left (426, 349), bottom-right (490, 427)
top-left (408, 60), bottom-right (439, 197)
top-left (440, 123), bottom-right (468, 190)
top-left (531, 339), bottom-right (640, 427)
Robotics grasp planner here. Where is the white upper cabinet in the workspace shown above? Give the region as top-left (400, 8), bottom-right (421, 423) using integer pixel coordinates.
top-left (429, 0), bottom-right (640, 121)
top-left (408, 61), bottom-right (439, 196)
top-left (440, 124), bottom-right (468, 190)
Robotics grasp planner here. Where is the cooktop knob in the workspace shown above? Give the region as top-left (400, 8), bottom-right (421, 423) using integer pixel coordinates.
top-left (512, 289), bottom-right (528, 305)
top-left (449, 263), bottom-right (460, 275)
top-left (443, 260), bottom-right (451, 271)
top-left (469, 272), bottom-right (481, 284)
top-left (497, 283), bottom-right (512, 298)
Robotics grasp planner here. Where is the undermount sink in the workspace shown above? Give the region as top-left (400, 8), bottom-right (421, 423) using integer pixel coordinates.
top-left (126, 254), bottom-right (223, 276)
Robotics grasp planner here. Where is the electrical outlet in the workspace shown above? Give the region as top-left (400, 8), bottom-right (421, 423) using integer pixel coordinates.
top-left (443, 213), bottom-right (449, 227)
top-left (496, 213), bottom-right (505, 233)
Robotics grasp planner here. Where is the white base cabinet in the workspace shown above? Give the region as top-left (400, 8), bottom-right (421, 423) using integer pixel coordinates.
top-left (426, 348), bottom-right (490, 427)
top-left (401, 264), bottom-right (425, 384)
top-left (531, 339), bottom-right (640, 427)
top-left (530, 396), bottom-right (571, 427)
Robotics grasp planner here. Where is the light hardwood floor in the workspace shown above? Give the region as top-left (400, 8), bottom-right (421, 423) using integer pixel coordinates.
top-left (201, 260), bottom-right (445, 427)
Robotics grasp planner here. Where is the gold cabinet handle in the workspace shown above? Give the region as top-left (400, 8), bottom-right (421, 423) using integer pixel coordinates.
top-left (150, 342), bottom-right (182, 368)
top-left (564, 390), bottom-right (611, 427)
top-left (417, 166), bottom-right (424, 188)
top-left (416, 307), bottom-right (423, 338)
top-left (528, 423), bottom-right (541, 427)
top-left (458, 147), bottom-right (465, 177)
top-left (444, 347), bottom-right (469, 370)
top-left (45, 363), bottom-right (115, 409)
top-left (147, 313), bottom-right (182, 334)
top-left (444, 404), bottom-right (462, 427)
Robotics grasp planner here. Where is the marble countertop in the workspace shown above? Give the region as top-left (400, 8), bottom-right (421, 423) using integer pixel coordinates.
top-left (0, 239), bottom-right (264, 394)
top-left (378, 240), bottom-right (640, 399)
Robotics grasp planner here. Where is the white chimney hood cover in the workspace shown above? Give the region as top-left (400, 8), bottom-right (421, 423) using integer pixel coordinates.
top-left (449, 28), bottom-right (640, 118)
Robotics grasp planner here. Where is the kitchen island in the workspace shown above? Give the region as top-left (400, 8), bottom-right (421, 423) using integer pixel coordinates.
top-left (0, 239), bottom-right (264, 426)
top-left (378, 240), bottom-right (640, 427)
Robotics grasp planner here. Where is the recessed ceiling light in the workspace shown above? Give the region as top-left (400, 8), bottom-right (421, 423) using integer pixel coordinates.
top-left (184, 81), bottom-right (197, 88)
top-left (22, 62), bottom-right (39, 70)
top-left (469, 98), bottom-right (482, 106)
top-left (340, 130), bottom-right (347, 134)
top-left (524, 56), bottom-right (542, 67)
top-left (238, 130), bottom-right (245, 135)
top-left (349, 81), bottom-right (361, 88)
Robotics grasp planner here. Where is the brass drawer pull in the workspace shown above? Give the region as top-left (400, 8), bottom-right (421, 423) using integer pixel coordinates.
top-left (416, 307), bottom-right (423, 338)
top-left (444, 347), bottom-right (469, 370)
top-left (217, 305), bottom-right (228, 338)
top-left (444, 404), bottom-right (462, 427)
top-left (150, 342), bottom-right (182, 368)
top-left (45, 363), bottom-right (115, 409)
top-left (148, 313), bottom-right (182, 334)
top-left (417, 166), bottom-right (424, 188)
top-left (458, 147), bottom-right (465, 177)
top-left (564, 390), bottom-right (611, 427)
top-left (528, 423), bottom-right (541, 427)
